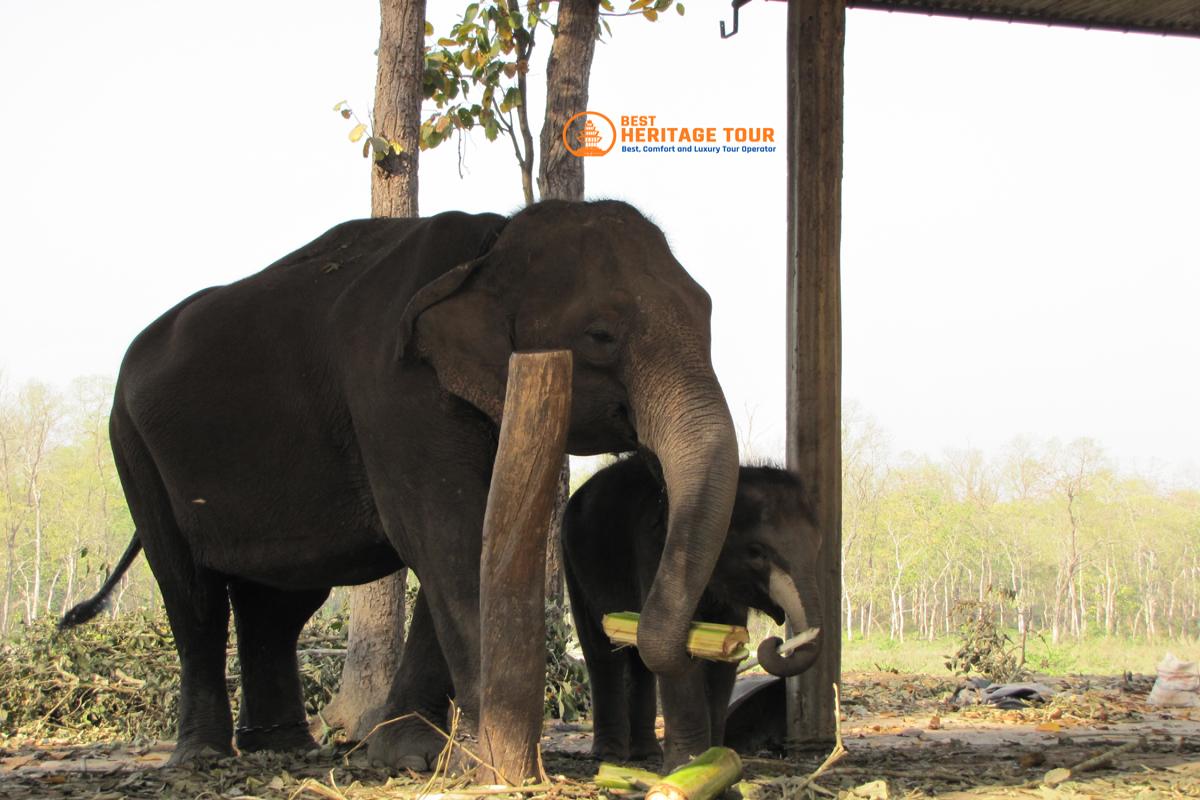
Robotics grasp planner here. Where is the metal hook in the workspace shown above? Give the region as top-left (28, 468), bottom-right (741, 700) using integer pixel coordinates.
top-left (720, 0), bottom-right (753, 39)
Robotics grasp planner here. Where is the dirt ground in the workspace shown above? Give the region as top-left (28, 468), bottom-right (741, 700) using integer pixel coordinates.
top-left (1, 671), bottom-right (1197, 800)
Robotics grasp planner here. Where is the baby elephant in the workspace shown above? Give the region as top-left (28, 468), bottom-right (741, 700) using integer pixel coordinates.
top-left (562, 456), bottom-right (823, 770)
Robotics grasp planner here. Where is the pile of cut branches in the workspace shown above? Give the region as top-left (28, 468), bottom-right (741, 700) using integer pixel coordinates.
top-left (0, 613), bottom-right (347, 744)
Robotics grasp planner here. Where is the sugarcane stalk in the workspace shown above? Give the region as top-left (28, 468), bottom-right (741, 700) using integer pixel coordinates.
top-left (595, 763), bottom-right (663, 791)
top-left (602, 612), bottom-right (750, 663)
top-left (645, 747), bottom-right (743, 800)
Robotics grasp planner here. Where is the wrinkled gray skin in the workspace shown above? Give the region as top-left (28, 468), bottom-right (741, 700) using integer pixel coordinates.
top-left (61, 201), bottom-right (739, 769)
top-left (562, 456), bottom-right (823, 770)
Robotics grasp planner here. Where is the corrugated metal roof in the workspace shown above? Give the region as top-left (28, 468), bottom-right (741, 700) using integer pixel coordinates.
top-left (845, 1), bottom-right (1200, 37)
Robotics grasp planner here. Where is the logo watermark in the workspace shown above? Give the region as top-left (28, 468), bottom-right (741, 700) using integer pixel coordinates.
top-left (563, 112), bottom-right (777, 157)
top-left (563, 111), bottom-right (617, 158)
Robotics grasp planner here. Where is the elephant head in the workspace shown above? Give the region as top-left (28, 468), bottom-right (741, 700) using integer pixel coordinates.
top-left (706, 467), bottom-right (824, 677)
top-left (399, 200), bottom-right (739, 676)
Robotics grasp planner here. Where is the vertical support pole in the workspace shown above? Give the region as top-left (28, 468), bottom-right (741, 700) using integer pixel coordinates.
top-left (478, 350), bottom-right (573, 785)
top-left (785, 0), bottom-right (845, 746)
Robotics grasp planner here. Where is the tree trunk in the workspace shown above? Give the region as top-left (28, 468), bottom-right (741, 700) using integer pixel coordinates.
top-left (537, 0), bottom-right (599, 202)
top-left (370, 0), bottom-right (425, 219)
top-left (321, 0), bottom-right (425, 741)
top-left (320, 571), bottom-right (410, 739)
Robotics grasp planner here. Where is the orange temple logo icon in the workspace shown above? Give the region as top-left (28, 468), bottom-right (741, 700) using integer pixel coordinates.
top-left (563, 111), bottom-right (615, 158)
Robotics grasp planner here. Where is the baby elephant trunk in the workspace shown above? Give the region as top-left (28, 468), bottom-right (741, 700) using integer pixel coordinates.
top-left (756, 566), bottom-right (822, 677)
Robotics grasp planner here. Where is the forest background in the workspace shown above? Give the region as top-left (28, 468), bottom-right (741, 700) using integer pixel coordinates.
top-left (3, 376), bottom-right (1196, 675)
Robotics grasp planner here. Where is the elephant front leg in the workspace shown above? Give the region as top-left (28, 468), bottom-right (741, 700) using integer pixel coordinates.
top-left (704, 661), bottom-right (738, 748)
top-left (658, 662), bottom-right (714, 772)
top-left (230, 581), bottom-right (329, 753)
top-left (366, 588), bottom-right (456, 770)
top-left (627, 652), bottom-right (663, 761)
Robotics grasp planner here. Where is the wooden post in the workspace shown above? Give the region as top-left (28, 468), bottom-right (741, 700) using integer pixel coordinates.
top-left (785, 0), bottom-right (845, 746)
top-left (478, 350), bottom-right (572, 785)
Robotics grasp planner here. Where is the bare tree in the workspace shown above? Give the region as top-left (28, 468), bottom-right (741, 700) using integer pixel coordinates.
top-left (321, 0), bottom-right (426, 742)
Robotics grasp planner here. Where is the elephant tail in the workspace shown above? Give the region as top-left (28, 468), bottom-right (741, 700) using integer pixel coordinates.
top-left (58, 535), bottom-right (143, 630)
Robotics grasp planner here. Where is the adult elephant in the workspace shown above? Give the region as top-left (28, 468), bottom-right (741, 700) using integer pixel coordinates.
top-left (61, 200), bottom-right (739, 768)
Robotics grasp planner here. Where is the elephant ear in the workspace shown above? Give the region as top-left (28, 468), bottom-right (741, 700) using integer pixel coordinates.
top-left (397, 255), bottom-right (512, 422)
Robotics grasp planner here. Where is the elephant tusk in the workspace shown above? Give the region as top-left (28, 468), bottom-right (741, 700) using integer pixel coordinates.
top-left (767, 566), bottom-right (809, 632)
top-left (776, 627), bottom-right (820, 656)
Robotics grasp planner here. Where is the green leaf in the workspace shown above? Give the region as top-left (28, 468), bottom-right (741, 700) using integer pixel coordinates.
top-left (464, 2), bottom-right (479, 24)
top-left (677, 2), bottom-right (685, 14)
top-left (655, 0), bottom-right (671, 10)
top-left (424, 21), bottom-right (433, 36)
top-left (348, 123), bottom-right (367, 142)
top-left (370, 135), bottom-right (389, 154)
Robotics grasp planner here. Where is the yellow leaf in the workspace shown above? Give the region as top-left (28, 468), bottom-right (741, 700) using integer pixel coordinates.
top-left (438, 37), bottom-right (458, 47)
top-left (389, 139), bottom-right (404, 154)
top-left (1034, 722), bottom-right (1062, 732)
top-left (348, 123), bottom-right (367, 142)
top-left (629, 0), bottom-right (651, 9)
top-left (424, 21), bottom-right (434, 36)
top-left (642, 8), bottom-right (658, 21)
top-left (435, 116), bottom-right (450, 133)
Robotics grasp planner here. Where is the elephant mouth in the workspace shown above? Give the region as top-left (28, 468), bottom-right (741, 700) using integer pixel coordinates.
top-left (608, 402), bottom-right (638, 447)
top-left (764, 603), bottom-right (786, 627)
top-left (567, 402), bottom-right (638, 456)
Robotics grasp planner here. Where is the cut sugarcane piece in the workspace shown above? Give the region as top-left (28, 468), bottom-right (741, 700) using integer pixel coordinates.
top-left (595, 762), bottom-right (663, 791)
top-left (601, 612), bottom-right (750, 663)
top-left (645, 747), bottom-right (743, 800)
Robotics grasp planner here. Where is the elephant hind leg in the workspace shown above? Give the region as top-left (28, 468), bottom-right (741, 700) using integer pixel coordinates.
top-left (110, 424), bottom-right (234, 764)
top-left (230, 580), bottom-right (329, 753)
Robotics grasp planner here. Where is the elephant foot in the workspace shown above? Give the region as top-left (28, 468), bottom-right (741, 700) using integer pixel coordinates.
top-left (367, 718), bottom-right (451, 772)
top-left (591, 737), bottom-right (631, 764)
top-left (167, 737), bottom-right (235, 767)
top-left (629, 738), bottom-right (663, 762)
top-left (662, 742), bottom-right (706, 774)
top-left (236, 720), bottom-right (319, 754)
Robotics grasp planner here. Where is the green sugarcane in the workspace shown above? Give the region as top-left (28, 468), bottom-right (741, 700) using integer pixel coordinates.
top-left (595, 762), bottom-right (663, 791)
top-left (646, 747), bottom-right (743, 800)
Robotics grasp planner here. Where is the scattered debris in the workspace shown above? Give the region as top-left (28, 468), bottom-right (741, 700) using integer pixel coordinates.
top-left (1148, 652), bottom-right (1200, 707)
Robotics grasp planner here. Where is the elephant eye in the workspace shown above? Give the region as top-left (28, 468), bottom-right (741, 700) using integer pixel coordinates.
top-left (585, 326), bottom-right (616, 344)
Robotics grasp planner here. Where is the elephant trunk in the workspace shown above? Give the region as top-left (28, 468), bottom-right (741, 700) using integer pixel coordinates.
top-left (629, 362), bottom-right (739, 677)
top-left (757, 565), bottom-right (823, 677)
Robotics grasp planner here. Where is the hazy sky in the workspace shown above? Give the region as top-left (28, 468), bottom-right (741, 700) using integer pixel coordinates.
top-left (2, 2), bottom-right (1198, 482)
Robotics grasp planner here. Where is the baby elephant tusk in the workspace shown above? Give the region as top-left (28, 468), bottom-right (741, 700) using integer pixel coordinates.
top-left (777, 627), bottom-right (820, 656)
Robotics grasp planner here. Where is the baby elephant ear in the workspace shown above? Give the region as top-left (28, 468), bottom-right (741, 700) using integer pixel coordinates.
top-left (397, 256), bottom-right (513, 423)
